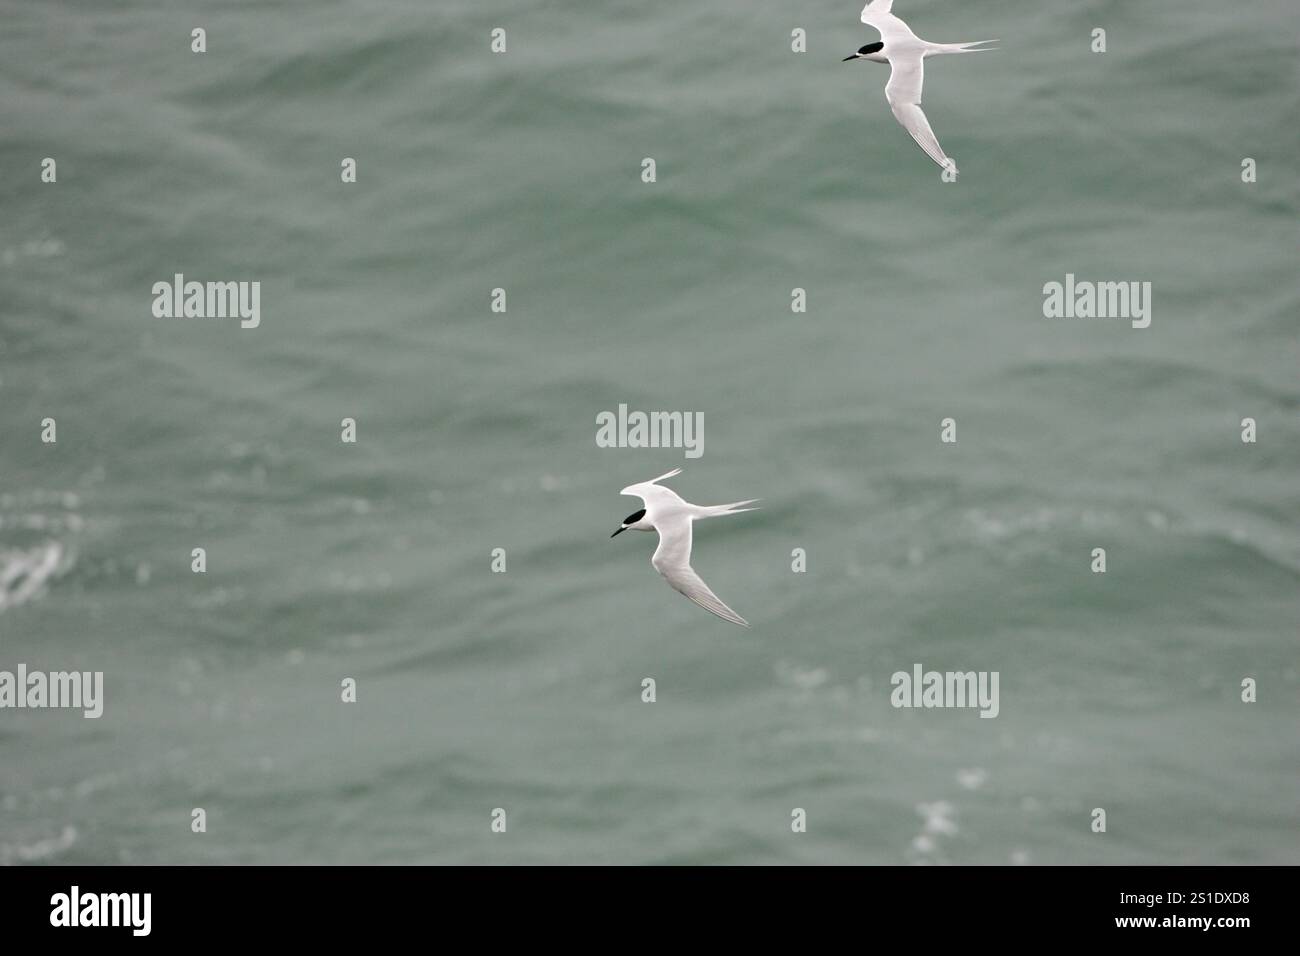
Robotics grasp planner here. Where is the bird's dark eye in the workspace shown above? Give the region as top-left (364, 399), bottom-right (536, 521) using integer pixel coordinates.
top-left (623, 509), bottom-right (646, 525)
top-left (858, 41), bottom-right (883, 55)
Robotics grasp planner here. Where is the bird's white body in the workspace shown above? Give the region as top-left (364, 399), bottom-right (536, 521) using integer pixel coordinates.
top-left (615, 468), bottom-right (757, 627)
top-left (851, 0), bottom-right (998, 174)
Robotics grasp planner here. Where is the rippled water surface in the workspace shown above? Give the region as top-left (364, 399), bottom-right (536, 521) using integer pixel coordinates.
top-left (1, 0), bottom-right (1296, 864)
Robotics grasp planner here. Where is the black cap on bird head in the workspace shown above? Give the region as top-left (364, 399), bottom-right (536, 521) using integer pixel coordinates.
top-left (843, 41), bottom-right (884, 61)
top-left (610, 508), bottom-right (646, 538)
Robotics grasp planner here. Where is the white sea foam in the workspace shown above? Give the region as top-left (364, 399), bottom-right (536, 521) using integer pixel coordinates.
top-left (0, 825), bottom-right (78, 864)
top-left (0, 541), bottom-right (67, 613)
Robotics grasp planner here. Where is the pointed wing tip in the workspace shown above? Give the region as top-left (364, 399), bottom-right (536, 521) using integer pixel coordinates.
top-left (621, 466), bottom-right (684, 496)
top-left (860, 0), bottom-right (893, 22)
top-left (710, 602), bottom-right (751, 628)
top-left (709, 606), bottom-right (750, 627)
top-left (678, 583), bottom-right (751, 627)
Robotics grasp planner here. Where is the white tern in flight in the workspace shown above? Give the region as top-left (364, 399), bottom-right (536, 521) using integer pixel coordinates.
top-left (611, 468), bottom-right (758, 627)
top-left (843, 0), bottom-right (998, 175)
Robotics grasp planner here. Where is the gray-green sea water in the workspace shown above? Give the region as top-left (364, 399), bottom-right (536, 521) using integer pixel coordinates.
top-left (1, 0), bottom-right (1297, 864)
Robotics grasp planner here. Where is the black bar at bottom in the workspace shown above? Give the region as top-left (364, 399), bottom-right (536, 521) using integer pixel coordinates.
top-left (0, 865), bottom-right (1283, 942)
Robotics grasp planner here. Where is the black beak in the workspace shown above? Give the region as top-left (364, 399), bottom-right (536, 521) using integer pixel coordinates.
top-left (610, 526), bottom-right (626, 538)
top-left (842, 54), bottom-right (858, 61)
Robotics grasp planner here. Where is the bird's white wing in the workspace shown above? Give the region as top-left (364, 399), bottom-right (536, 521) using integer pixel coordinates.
top-left (622, 483), bottom-right (685, 510)
top-left (861, 1), bottom-right (918, 42)
top-left (620, 466), bottom-right (686, 510)
top-left (884, 52), bottom-right (953, 171)
top-left (650, 516), bottom-right (749, 627)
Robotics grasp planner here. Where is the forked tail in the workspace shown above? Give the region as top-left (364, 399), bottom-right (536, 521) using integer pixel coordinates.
top-left (694, 499), bottom-right (761, 519)
top-left (928, 39), bottom-right (1000, 55)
